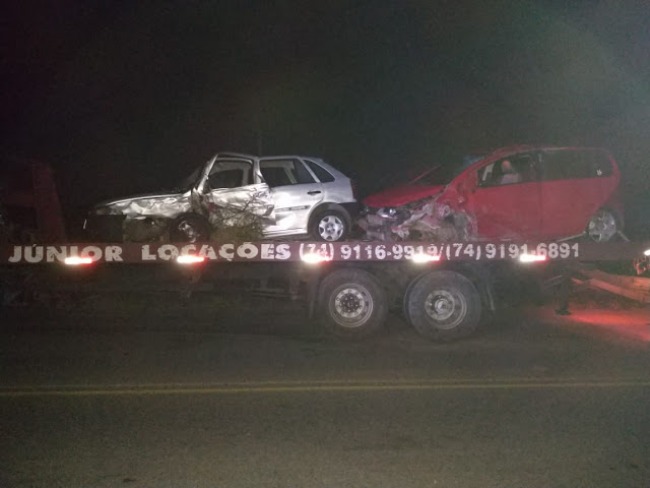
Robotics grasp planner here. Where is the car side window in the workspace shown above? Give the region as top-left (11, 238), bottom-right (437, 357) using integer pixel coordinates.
top-left (260, 159), bottom-right (316, 188)
top-left (541, 149), bottom-right (613, 181)
top-left (305, 160), bottom-right (335, 183)
top-left (478, 154), bottom-right (537, 186)
top-left (207, 161), bottom-right (252, 190)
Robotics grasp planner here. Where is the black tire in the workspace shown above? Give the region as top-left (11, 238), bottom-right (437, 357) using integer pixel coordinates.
top-left (318, 268), bottom-right (387, 339)
top-left (169, 214), bottom-right (211, 243)
top-left (405, 270), bottom-right (481, 341)
top-left (310, 210), bottom-right (349, 242)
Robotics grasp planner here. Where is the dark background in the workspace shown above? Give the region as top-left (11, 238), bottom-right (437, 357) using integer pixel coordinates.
top-left (2, 1), bottom-right (649, 223)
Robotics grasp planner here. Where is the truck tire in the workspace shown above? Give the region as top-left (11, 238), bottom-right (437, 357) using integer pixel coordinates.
top-left (318, 268), bottom-right (387, 339)
top-left (405, 270), bottom-right (481, 341)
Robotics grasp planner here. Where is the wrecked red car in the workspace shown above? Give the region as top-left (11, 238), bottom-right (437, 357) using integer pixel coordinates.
top-left (359, 145), bottom-right (623, 242)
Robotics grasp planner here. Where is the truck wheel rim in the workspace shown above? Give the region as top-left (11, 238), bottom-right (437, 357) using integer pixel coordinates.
top-left (424, 289), bottom-right (466, 329)
top-left (331, 285), bottom-right (373, 328)
top-left (318, 215), bottom-right (344, 241)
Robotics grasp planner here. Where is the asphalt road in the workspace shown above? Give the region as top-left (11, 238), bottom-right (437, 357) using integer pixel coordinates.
top-left (1, 293), bottom-right (650, 488)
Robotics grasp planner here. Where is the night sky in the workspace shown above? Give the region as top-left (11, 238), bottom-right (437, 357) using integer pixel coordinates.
top-left (2, 1), bottom-right (650, 214)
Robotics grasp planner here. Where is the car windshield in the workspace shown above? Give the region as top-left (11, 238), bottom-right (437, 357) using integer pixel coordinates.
top-left (174, 166), bottom-right (202, 192)
top-left (406, 154), bottom-right (483, 186)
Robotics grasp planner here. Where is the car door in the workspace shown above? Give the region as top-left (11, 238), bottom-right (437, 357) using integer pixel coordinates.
top-left (199, 158), bottom-right (274, 226)
top-left (463, 152), bottom-right (542, 240)
top-left (538, 148), bottom-right (618, 239)
top-left (259, 157), bottom-right (323, 235)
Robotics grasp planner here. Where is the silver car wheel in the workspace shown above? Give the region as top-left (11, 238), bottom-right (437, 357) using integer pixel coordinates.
top-left (177, 221), bottom-right (200, 242)
top-left (318, 214), bottom-right (345, 241)
top-left (587, 209), bottom-right (618, 242)
top-left (170, 214), bottom-right (210, 243)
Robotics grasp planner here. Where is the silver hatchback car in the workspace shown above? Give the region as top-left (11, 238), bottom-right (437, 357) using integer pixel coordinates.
top-left (85, 153), bottom-right (358, 242)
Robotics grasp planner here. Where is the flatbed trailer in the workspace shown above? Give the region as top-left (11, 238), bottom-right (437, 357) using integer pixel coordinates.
top-left (1, 240), bottom-right (648, 341)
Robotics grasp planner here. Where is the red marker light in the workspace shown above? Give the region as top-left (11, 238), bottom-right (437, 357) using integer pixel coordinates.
top-left (176, 255), bottom-right (206, 265)
top-left (519, 253), bottom-right (547, 263)
top-left (64, 256), bottom-right (94, 266)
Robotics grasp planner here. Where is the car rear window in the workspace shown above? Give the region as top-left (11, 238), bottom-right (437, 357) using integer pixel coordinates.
top-left (541, 149), bottom-right (613, 181)
top-left (260, 159), bottom-right (316, 187)
top-left (305, 160), bottom-right (335, 183)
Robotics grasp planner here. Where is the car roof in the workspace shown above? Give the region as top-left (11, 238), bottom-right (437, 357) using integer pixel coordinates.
top-left (214, 152), bottom-right (326, 161)
top-left (482, 145), bottom-right (611, 159)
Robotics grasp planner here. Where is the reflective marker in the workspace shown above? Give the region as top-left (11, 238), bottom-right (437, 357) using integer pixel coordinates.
top-left (410, 253), bottom-right (441, 264)
top-left (64, 256), bottom-right (94, 266)
top-left (644, 249), bottom-right (650, 257)
top-left (519, 253), bottom-right (547, 263)
top-left (176, 255), bottom-right (206, 265)
top-left (301, 252), bottom-right (331, 264)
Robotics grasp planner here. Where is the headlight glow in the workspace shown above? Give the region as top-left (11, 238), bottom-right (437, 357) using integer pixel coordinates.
top-left (377, 207), bottom-right (398, 219)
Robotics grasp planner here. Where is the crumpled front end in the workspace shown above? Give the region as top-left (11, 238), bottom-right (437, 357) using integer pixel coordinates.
top-left (359, 196), bottom-right (476, 242)
top-left (86, 192), bottom-right (193, 242)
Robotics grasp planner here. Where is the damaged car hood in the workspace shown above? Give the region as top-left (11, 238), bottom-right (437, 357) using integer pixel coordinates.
top-left (93, 191), bottom-right (192, 217)
top-left (364, 184), bottom-right (445, 208)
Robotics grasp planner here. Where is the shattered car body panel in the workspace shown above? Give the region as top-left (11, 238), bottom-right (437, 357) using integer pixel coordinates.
top-left (202, 184), bottom-right (274, 228)
top-left (86, 152), bottom-right (357, 242)
top-left (359, 145), bottom-right (622, 242)
top-left (93, 192), bottom-right (193, 217)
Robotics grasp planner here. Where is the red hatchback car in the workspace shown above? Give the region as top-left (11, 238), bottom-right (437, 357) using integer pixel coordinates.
top-left (359, 145), bottom-right (623, 242)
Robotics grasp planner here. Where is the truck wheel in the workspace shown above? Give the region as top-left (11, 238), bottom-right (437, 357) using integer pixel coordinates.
top-left (169, 214), bottom-right (210, 243)
top-left (318, 268), bottom-right (387, 339)
top-left (405, 270), bottom-right (481, 341)
top-left (310, 210), bottom-right (348, 242)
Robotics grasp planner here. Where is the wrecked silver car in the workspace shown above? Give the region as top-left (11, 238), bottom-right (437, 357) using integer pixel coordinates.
top-left (359, 146), bottom-right (623, 242)
top-left (85, 153), bottom-right (358, 242)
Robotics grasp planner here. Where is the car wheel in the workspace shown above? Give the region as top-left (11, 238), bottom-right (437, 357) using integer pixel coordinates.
top-left (405, 270), bottom-right (481, 341)
top-left (311, 210), bottom-right (348, 242)
top-left (586, 209), bottom-right (619, 242)
top-left (169, 214), bottom-right (211, 243)
top-left (318, 268), bottom-right (387, 339)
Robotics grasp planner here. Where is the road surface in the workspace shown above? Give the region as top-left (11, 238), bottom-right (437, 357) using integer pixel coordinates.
top-left (1, 292), bottom-right (649, 487)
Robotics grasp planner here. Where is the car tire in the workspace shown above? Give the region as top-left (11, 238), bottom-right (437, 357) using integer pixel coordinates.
top-left (586, 208), bottom-right (619, 243)
top-left (318, 268), bottom-right (387, 339)
top-left (310, 209), bottom-right (349, 242)
top-left (405, 270), bottom-right (481, 342)
top-left (169, 214), bottom-right (211, 243)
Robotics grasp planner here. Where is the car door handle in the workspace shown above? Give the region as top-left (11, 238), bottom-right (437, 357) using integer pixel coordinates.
top-left (307, 190), bottom-right (322, 195)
